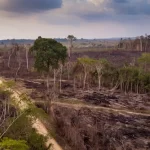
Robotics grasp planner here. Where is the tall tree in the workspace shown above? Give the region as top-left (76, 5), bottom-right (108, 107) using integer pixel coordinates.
top-left (8, 44), bottom-right (19, 68)
top-left (140, 36), bottom-right (143, 52)
top-left (15, 44), bottom-right (22, 81)
top-left (24, 44), bottom-right (31, 71)
top-left (67, 35), bottom-right (76, 58)
top-left (31, 37), bottom-right (67, 109)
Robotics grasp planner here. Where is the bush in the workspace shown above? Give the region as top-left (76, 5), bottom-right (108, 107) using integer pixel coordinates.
top-left (4, 114), bottom-right (49, 150)
top-left (0, 137), bottom-right (29, 150)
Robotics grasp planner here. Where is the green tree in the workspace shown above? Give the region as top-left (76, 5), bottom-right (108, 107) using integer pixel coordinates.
top-left (27, 129), bottom-right (51, 150)
top-left (78, 57), bottom-right (95, 89)
top-left (138, 53), bottom-right (150, 71)
top-left (5, 114), bottom-right (49, 150)
top-left (31, 37), bottom-right (67, 107)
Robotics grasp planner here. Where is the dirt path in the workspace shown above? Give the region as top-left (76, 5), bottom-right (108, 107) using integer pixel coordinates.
top-left (53, 101), bottom-right (150, 117)
top-left (12, 78), bottom-right (150, 117)
top-left (0, 78), bottom-right (63, 150)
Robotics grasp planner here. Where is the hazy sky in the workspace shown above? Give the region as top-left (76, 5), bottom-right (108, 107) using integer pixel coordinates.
top-left (0, 0), bottom-right (150, 39)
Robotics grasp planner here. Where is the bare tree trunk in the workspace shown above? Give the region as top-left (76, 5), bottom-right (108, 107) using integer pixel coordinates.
top-left (8, 54), bottom-right (12, 68)
top-left (8, 50), bottom-right (14, 68)
top-left (140, 37), bottom-right (143, 52)
top-left (68, 40), bottom-right (71, 58)
top-left (70, 39), bottom-right (73, 58)
top-left (59, 65), bottom-right (63, 93)
top-left (98, 75), bottom-right (102, 90)
top-left (26, 48), bottom-right (29, 71)
top-left (14, 45), bottom-right (21, 81)
top-left (145, 34), bottom-right (148, 52)
top-left (83, 72), bottom-right (87, 89)
top-left (0, 112), bottom-right (24, 139)
top-left (15, 62), bottom-right (21, 81)
top-left (46, 71), bottom-right (51, 113)
top-left (67, 62), bottom-right (70, 80)
top-left (109, 82), bottom-right (119, 93)
top-left (46, 72), bottom-right (50, 94)
top-left (73, 77), bottom-right (76, 91)
top-left (15, 51), bottom-right (21, 81)
top-left (53, 69), bottom-right (56, 93)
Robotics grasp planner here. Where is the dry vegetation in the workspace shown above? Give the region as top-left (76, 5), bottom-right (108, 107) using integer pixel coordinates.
top-left (0, 37), bottom-right (149, 150)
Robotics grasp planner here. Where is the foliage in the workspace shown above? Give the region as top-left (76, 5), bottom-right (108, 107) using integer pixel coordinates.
top-left (4, 114), bottom-right (49, 150)
top-left (31, 37), bottom-right (67, 73)
top-left (3, 80), bottom-right (16, 88)
top-left (0, 137), bottom-right (29, 150)
top-left (77, 56), bottom-right (96, 74)
top-left (94, 58), bottom-right (109, 74)
top-left (138, 53), bottom-right (150, 71)
top-left (0, 88), bottom-right (12, 99)
top-left (138, 53), bottom-right (150, 64)
top-left (73, 55), bottom-right (150, 93)
top-left (27, 129), bottom-right (50, 150)
top-left (67, 35), bottom-right (76, 41)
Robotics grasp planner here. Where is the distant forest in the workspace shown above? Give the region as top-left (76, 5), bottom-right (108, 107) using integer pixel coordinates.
top-left (0, 37), bottom-right (125, 45)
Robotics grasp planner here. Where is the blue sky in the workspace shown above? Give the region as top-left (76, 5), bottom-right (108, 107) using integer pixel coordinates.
top-left (0, 0), bottom-right (150, 39)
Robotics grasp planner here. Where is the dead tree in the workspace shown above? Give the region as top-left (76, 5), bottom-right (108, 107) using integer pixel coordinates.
top-left (24, 44), bottom-right (30, 71)
top-left (8, 45), bottom-right (15, 68)
top-left (14, 44), bottom-right (22, 81)
top-left (0, 89), bottom-right (22, 138)
top-left (59, 64), bottom-right (63, 93)
top-left (140, 36), bottom-right (143, 52)
top-left (24, 44), bottom-right (31, 71)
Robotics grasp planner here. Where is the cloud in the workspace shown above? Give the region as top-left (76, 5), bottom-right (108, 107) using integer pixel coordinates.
top-left (0, 0), bottom-right (150, 39)
top-left (34, 0), bottom-right (150, 27)
top-left (69, 0), bottom-right (150, 23)
top-left (0, 0), bottom-right (62, 14)
top-left (111, 0), bottom-right (150, 15)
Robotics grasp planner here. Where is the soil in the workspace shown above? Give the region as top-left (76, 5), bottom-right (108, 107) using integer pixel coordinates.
top-left (52, 103), bottom-right (150, 150)
top-left (11, 79), bottom-right (150, 150)
top-left (0, 50), bottom-right (150, 150)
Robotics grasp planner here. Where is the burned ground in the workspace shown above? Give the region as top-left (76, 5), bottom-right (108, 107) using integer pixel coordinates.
top-left (0, 49), bottom-right (150, 150)
top-left (52, 104), bottom-right (150, 150)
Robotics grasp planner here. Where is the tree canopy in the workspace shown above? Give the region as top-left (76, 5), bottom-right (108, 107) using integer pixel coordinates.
top-left (31, 37), bottom-right (67, 73)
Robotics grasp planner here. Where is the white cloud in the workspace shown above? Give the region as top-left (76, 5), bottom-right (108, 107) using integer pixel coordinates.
top-left (0, 0), bottom-right (150, 39)
top-left (87, 0), bottom-right (105, 5)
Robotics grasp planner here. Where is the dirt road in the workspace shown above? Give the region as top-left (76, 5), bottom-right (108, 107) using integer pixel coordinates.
top-left (53, 101), bottom-right (150, 117)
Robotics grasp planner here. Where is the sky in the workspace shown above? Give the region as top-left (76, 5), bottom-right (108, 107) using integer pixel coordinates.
top-left (0, 0), bottom-right (150, 39)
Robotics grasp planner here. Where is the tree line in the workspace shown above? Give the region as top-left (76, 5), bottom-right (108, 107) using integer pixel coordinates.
top-left (2, 36), bottom-right (150, 109)
top-left (118, 35), bottom-right (150, 52)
